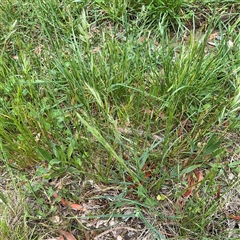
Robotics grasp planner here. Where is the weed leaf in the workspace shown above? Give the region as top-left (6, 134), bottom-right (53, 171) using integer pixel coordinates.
top-left (181, 164), bottom-right (201, 175)
top-left (38, 147), bottom-right (52, 161)
top-left (58, 230), bottom-right (77, 240)
top-left (67, 139), bottom-right (75, 160)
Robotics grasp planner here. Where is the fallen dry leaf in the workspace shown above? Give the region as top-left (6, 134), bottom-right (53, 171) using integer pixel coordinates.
top-left (183, 188), bottom-right (193, 198)
top-left (44, 238), bottom-right (60, 240)
top-left (91, 47), bottom-right (101, 53)
top-left (217, 184), bottom-right (221, 199)
top-left (144, 170), bottom-right (152, 179)
top-left (53, 191), bottom-right (86, 211)
top-left (183, 174), bottom-right (195, 198)
top-left (228, 215), bottom-right (240, 221)
top-left (58, 230), bottom-right (77, 240)
top-left (82, 228), bottom-right (91, 240)
top-left (138, 37), bottom-right (145, 43)
top-left (193, 168), bottom-right (203, 183)
top-left (209, 32), bottom-right (219, 41)
top-left (182, 168), bottom-right (203, 199)
top-left (68, 203), bottom-right (85, 211)
top-left (176, 198), bottom-right (186, 211)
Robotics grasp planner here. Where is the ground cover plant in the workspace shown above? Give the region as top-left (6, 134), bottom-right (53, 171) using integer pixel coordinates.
top-left (0, 0), bottom-right (240, 239)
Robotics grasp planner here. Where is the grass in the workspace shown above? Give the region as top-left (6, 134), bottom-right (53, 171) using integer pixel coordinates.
top-left (0, 0), bottom-right (240, 239)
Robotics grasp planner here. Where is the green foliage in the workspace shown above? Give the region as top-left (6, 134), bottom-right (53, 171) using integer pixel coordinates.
top-left (0, 0), bottom-right (239, 238)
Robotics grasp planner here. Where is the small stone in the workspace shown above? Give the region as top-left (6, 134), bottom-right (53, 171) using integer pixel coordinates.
top-left (228, 173), bottom-right (235, 180)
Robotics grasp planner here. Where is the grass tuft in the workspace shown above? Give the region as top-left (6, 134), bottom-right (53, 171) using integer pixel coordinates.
top-left (0, 0), bottom-right (240, 238)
